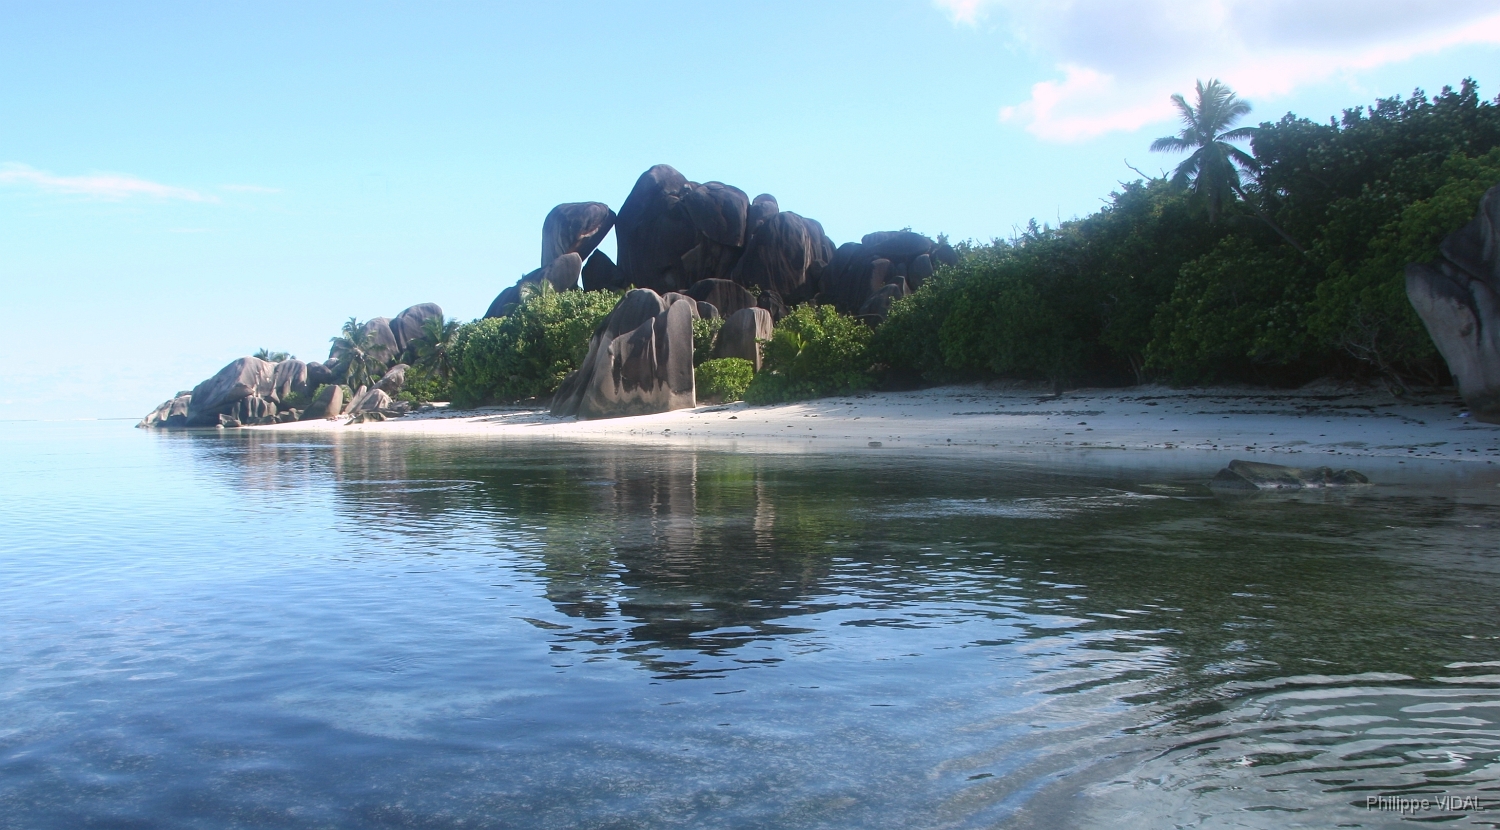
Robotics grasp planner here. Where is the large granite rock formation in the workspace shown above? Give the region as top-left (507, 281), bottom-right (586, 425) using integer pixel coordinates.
top-left (729, 211), bottom-right (834, 318)
top-left (682, 182), bottom-right (749, 247)
top-left (615, 164), bottom-right (698, 292)
top-left (363, 318), bottom-right (400, 362)
top-left (185, 357), bottom-right (275, 426)
top-left (685, 278), bottom-right (758, 319)
top-left (582, 250), bottom-right (626, 292)
top-left (270, 359), bottom-right (309, 402)
top-left (230, 395), bottom-right (279, 426)
top-left (712, 307), bottom-right (775, 370)
top-left (1407, 184), bottom-right (1500, 422)
top-left (541, 202), bottom-right (615, 267)
top-left (302, 384), bottom-right (345, 420)
top-left (550, 289), bottom-right (695, 420)
top-left (138, 393), bottom-right (192, 429)
top-left (391, 303), bottom-right (444, 356)
top-left (816, 231), bottom-right (951, 321)
top-left (347, 387), bottom-right (392, 415)
top-left (373, 364), bottom-right (408, 397)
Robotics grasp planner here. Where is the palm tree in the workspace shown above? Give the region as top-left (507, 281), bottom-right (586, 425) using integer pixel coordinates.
top-left (1150, 79), bottom-right (1304, 251)
top-left (329, 317), bottom-right (391, 389)
top-left (411, 315), bottom-right (460, 380)
top-left (253, 348), bottom-right (292, 362)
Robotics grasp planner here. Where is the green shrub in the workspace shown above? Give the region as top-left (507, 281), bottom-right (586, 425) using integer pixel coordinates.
top-left (278, 388), bottom-right (310, 411)
top-left (696, 358), bottom-right (754, 403)
top-left (1145, 236), bottom-right (1317, 384)
top-left (1305, 148), bottom-right (1500, 385)
top-left (873, 245), bottom-right (1089, 387)
top-left (693, 316), bottom-right (724, 366)
top-left (449, 284), bottom-right (620, 406)
top-left (744, 305), bottom-right (873, 404)
top-left (396, 364), bottom-right (450, 404)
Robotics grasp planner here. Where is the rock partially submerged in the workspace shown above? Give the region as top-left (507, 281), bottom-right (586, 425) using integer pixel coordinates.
top-left (1210, 459), bottom-right (1370, 492)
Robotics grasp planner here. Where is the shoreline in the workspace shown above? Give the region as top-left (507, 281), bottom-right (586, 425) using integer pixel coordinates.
top-left (246, 382), bottom-right (1500, 466)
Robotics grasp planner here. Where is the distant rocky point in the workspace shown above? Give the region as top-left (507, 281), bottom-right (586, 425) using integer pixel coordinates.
top-left (142, 161), bottom-right (958, 426)
top-left (139, 303), bottom-right (440, 429)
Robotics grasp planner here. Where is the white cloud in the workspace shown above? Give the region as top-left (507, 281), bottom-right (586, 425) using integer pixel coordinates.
top-left (934, 0), bottom-right (1500, 141)
top-left (0, 163), bottom-right (213, 202)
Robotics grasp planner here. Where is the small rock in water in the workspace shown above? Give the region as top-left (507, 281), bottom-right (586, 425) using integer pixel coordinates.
top-left (868, 441), bottom-right (883, 448)
top-left (1210, 459), bottom-right (1369, 492)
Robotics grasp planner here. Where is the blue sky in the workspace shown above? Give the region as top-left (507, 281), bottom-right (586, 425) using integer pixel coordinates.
top-left (3, 1), bottom-right (1498, 419)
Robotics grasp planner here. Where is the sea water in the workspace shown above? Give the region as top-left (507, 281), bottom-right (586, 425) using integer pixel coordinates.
top-left (1, 420), bottom-right (1497, 828)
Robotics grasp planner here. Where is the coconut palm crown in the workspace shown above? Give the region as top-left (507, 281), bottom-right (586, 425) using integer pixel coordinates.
top-left (329, 317), bottom-right (391, 390)
top-left (1150, 79), bottom-right (1257, 223)
top-left (411, 314), bottom-right (459, 380)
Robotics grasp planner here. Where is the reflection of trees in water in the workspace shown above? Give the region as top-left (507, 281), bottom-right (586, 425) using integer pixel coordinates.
top-left (196, 430), bottom-right (1500, 692)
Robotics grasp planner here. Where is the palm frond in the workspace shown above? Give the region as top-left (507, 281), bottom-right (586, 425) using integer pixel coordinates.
top-left (1150, 135), bottom-right (1193, 153)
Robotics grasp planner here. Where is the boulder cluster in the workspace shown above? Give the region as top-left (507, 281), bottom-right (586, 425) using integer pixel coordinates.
top-left (138, 302), bottom-right (442, 429)
top-left (485, 163), bottom-right (955, 326)
top-left (478, 163), bottom-right (953, 419)
top-left (1406, 183), bottom-right (1500, 423)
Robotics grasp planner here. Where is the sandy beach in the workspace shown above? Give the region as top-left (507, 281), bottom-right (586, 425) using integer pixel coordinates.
top-left (250, 382), bottom-right (1500, 466)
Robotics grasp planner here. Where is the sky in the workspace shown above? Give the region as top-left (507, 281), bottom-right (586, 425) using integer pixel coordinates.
top-left (2, 1), bottom-right (1497, 420)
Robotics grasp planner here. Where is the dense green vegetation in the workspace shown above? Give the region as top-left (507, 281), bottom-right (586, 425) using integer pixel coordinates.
top-left (448, 283), bottom-right (619, 406)
top-left (744, 305), bottom-right (873, 404)
top-left (875, 79), bottom-right (1500, 391)
top-left (695, 358), bottom-right (755, 403)
top-left (693, 316), bottom-right (724, 366)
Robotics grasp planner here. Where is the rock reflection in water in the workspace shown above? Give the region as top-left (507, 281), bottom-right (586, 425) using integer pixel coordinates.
top-left (148, 428), bottom-right (1500, 827)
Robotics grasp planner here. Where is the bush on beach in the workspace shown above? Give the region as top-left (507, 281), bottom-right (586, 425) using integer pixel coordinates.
top-left (744, 305), bottom-right (873, 404)
top-left (448, 284), bottom-right (619, 406)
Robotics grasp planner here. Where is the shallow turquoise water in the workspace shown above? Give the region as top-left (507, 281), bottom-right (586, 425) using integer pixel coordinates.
top-left (1, 421), bottom-right (1498, 828)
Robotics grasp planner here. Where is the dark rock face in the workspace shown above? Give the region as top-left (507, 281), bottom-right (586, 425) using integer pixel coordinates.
top-left (485, 253), bottom-right (583, 319)
top-left (712, 307), bottom-right (774, 370)
top-left (373, 364), bottom-right (407, 397)
top-left (542, 252), bottom-right (584, 292)
top-left (582, 250), bottom-right (626, 292)
top-left (684, 279), bottom-right (758, 318)
top-left (729, 211), bottom-right (820, 317)
top-left (484, 284), bottom-right (524, 319)
top-left (682, 182), bottom-right (749, 247)
top-left (857, 282), bottom-right (906, 323)
top-left (270, 359), bottom-right (309, 402)
top-left (747, 194), bottom-right (779, 239)
top-left (347, 387), bottom-right (392, 415)
top-left (391, 303), bottom-right (443, 356)
top-left (1406, 184), bottom-right (1500, 422)
top-left (138, 393), bottom-right (192, 429)
top-left (862, 231), bottom-right (932, 260)
top-left (302, 384), bottom-right (345, 419)
top-left (615, 164), bottom-right (698, 292)
top-left (817, 231), bottom-right (939, 316)
top-left (696, 301), bottom-right (719, 320)
top-left (550, 289), bottom-right (695, 420)
top-left (541, 202), bottom-right (615, 267)
top-left (680, 239), bottom-right (742, 285)
top-left (364, 318), bottom-right (400, 365)
top-left (1210, 459), bottom-right (1370, 492)
top-left (231, 395), bottom-right (279, 426)
top-left (186, 357), bottom-right (275, 426)
top-left (305, 361), bottom-right (336, 388)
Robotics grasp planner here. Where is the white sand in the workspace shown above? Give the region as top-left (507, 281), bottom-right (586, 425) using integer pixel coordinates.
top-left (250, 383), bottom-right (1500, 466)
